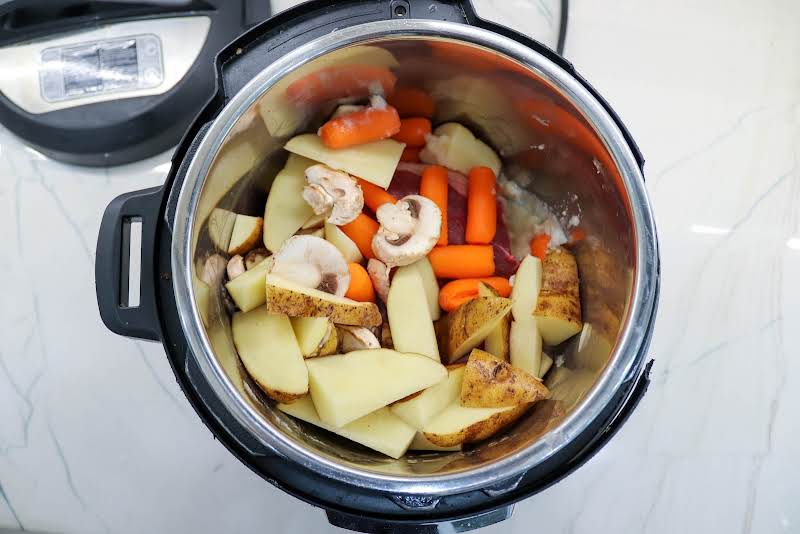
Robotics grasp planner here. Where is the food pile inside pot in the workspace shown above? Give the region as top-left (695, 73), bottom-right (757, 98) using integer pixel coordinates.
top-left (198, 50), bottom-right (617, 461)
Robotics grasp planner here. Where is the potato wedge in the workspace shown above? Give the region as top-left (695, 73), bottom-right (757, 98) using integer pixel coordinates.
top-left (225, 256), bottom-right (274, 312)
top-left (478, 282), bottom-right (510, 360)
top-left (409, 432), bottom-right (461, 452)
top-left (263, 154), bottom-right (317, 252)
top-left (265, 274), bottom-right (381, 327)
top-left (284, 133), bottom-right (404, 189)
top-left (460, 349), bottom-right (549, 408)
top-left (228, 214), bottom-right (263, 255)
top-left (533, 247), bottom-right (582, 345)
top-left (306, 348), bottom-right (448, 427)
top-left (232, 307), bottom-right (307, 402)
top-left (291, 317), bottom-right (337, 358)
top-left (419, 122), bottom-right (501, 176)
top-left (325, 223), bottom-right (363, 263)
top-left (422, 402), bottom-right (530, 447)
top-left (510, 316), bottom-right (542, 376)
top-left (279, 396), bottom-right (415, 459)
top-left (387, 265), bottom-right (440, 360)
top-left (511, 254), bottom-right (542, 320)
top-left (440, 297), bottom-right (512, 363)
top-left (414, 257), bottom-right (441, 321)
top-left (390, 365), bottom-right (465, 429)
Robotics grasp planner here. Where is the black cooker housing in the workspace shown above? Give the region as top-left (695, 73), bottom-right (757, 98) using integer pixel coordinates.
top-left (95, 1), bottom-right (659, 532)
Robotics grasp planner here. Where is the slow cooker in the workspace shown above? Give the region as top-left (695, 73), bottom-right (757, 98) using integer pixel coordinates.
top-left (95, 1), bottom-right (660, 531)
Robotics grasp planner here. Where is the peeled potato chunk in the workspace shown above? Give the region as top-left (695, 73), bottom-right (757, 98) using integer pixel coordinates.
top-left (306, 348), bottom-right (447, 427)
top-left (291, 317), bottom-right (337, 358)
top-left (511, 254), bottom-right (542, 321)
top-left (231, 306), bottom-right (307, 403)
top-left (279, 396), bottom-right (415, 459)
top-left (387, 265), bottom-right (440, 361)
top-left (390, 365), bottom-right (465, 429)
top-left (510, 316), bottom-right (542, 377)
top-left (419, 122), bottom-right (501, 176)
top-left (460, 349), bottom-right (549, 408)
top-left (263, 154), bottom-right (317, 252)
top-left (225, 256), bottom-right (273, 312)
top-left (533, 247), bottom-right (582, 345)
top-left (284, 133), bottom-right (404, 189)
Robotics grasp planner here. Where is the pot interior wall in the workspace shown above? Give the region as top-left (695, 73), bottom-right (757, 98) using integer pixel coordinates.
top-left (189, 36), bottom-right (634, 477)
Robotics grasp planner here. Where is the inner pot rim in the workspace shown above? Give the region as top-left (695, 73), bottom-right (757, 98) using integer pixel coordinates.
top-left (171, 19), bottom-right (659, 495)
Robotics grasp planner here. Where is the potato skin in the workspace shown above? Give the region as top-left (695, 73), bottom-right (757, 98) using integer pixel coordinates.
top-left (266, 285), bottom-right (382, 326)
top-left (460, 349), bottom-right (550, 408)
top-left (262, 387), bottom-right (306, 404)
top-left (443, 297), bottom-right (512, 362)
top-left (424, 403), bottom-right (531, 447)
top-left (533, 247), bottom-right (581, 329)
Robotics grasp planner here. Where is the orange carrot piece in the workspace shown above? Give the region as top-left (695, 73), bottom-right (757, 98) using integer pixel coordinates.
top-left (285, 65), bottom-right (396, 105)
top-left (357, 178), bottom-right (396, 213)
top-left (465, 166), bottom-right (497, 244)
top-left (530, 233), bottom-right (550, 259)
top-left (340, 213), bottom-right (380, 260)
top-left (400, 146), bottom-right (422, 162)
top-left (319, 106), bottom-right (401, 149)
top-left (420, 165), bottom-right (449, 246)
top-left (428, 245), bottom-right (494, 279)
top-left (387, 87), bottom-right (434, 118)
top-left (393, 118), bottom-right (431, 147)
top-left (345, 263), bottom-right (376, 302)
top-left (569, 227), bottom-right (586, 243)
top-left (438, 277), bottom-right (512, 312)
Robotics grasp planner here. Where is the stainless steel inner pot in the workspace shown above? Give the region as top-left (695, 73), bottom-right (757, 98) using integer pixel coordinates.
top-left (170, 19), bottom-right (658, 495)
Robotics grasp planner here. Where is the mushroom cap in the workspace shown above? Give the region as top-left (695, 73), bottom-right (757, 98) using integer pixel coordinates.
top-left (372, 195), bottom-right (442, 267)
top-left (304, 164), bottom-right (364, 225)
top-left (337, 325), bottom-right (381, 352)
top-left (270, 235), bottom-right (351, 296)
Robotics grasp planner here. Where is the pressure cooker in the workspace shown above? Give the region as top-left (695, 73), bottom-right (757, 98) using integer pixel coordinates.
top-left (95, 1), bottom-right (660, 531)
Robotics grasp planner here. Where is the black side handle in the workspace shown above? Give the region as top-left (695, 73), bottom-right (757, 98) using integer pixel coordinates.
top-left (95, 186), bottom-right (164, 341)
top-left (326, 504), bottom-right (514, 534)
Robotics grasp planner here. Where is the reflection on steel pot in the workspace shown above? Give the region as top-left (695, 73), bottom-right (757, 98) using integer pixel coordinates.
top-left (95, 1), bottom-right (659, 532)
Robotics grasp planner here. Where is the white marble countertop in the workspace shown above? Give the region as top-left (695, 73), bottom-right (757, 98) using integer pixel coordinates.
top-left (1, 0), bottom-right (797, 532)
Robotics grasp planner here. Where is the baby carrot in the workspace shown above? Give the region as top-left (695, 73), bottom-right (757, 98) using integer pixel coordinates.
top-left (438, 277), bottom-right (512, 312)
top-left (341, 213), bottom-right (380, 260)
top-left (428, 245), bottom-right (494, 279)
top-left (319, 106), bottom-right (401, 149)
top-left (569, 227), bottom-right (586, 243)
top-left (387, 87), bottom-right (434, 118)
top-left (465, 166), bottom-right (497, 244)
top-left (357, 178), bottom-right (396, 213)
top-left (393, 118), bottom-right (431, 147)
top-left (400, 146), bottom-right (422, 162)
top-left (530, 233), bottom-right (550, 259)
top-left (345, 263), bottom-right (375, 302)
top-left (420, 165), bottom-right (448, 246)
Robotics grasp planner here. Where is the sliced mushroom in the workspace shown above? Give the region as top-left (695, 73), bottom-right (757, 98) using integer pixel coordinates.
top-left (226, 255), bottom-right (246, 280)
top-left (244, 248), bottom-right (269, 270)
top-left (199, 254), bottom-right (227, 286)
top-left (337, 325), bottom-right (381, 352)
top-left (303, 164), bottom-right (364, 225)
top-left (367, 258), bottom-right (391, 302)
top-left (270, 235), bottom-right (350, 296)
top-left (372, 195), bottom-right (442, 267)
